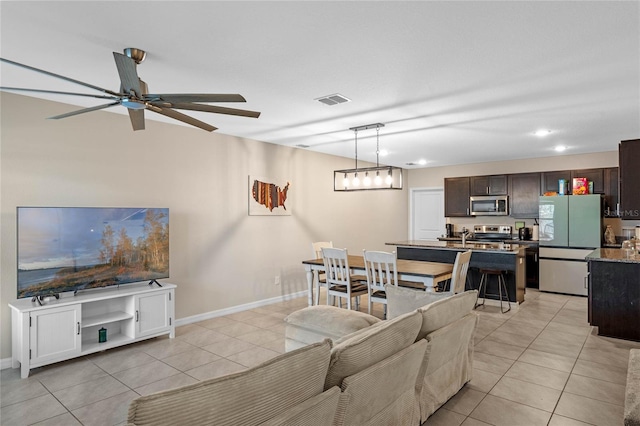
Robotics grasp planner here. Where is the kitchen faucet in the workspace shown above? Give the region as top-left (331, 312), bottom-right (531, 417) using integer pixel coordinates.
top-left (461, 228), bottom-right (470, 245)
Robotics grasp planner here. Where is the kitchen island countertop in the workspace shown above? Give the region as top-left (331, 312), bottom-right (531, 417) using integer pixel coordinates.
top-left (387, 240), bottom-right (525, 254)
top-left (586, 248), bottom-right (640, 263)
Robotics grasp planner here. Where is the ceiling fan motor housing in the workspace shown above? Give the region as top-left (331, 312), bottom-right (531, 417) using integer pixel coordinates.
top-left (123, 48), bottom-right (146, 64)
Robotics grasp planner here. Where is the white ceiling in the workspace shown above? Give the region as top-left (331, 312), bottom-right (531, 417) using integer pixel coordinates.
top-left (1, 1), bottom-right (638, 169)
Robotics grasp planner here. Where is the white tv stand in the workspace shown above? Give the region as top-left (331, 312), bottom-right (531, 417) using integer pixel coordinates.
top-left (9, 282), bottom-right (176, 378)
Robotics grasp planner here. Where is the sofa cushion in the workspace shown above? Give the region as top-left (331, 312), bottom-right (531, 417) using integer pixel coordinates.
top-left (284, 305), bottom-right (381, 350)
top-left (385, 284), bottom-right (447, 319)
top-left (324, 310), bottom-right (422, 390)
top-left (416, 290), bottom-right (478, 340)
top-left (127, 340), bottom-right (333, 426)
top-left (260, 386), bottom-right (341, 426)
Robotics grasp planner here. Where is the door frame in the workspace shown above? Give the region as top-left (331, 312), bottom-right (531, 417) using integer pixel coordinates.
top-left (409, 187), bottom-right (445, 240)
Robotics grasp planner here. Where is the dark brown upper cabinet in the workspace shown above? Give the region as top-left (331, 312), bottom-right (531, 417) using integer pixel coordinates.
top-left (541, 170), bottom-right (571, 194)
top-left (603, 167), bottom-right (619, 217)
top-left (470, 175), bottom-right (508, 196)
top-left (508, 173), bottom-right (541, 218)
top-left (620, 139), bottom-right (640, 220)
top-left (444, 177), bottom-right (471, 217)
top-left (571, 168), bottom-right (604, 194)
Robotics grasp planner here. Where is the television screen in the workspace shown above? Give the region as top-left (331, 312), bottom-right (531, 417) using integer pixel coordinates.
top-left (17, 207), bottom-right (169, 299)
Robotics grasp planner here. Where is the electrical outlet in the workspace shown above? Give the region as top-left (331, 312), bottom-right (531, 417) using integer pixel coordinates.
top-left (274, 275), bottom-right (281, 286)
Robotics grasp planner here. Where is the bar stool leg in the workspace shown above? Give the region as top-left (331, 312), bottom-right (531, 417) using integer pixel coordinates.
top-left (475, 273), bottom-right (487, 309)
top-left (498, 272), bottom-right (511, 314)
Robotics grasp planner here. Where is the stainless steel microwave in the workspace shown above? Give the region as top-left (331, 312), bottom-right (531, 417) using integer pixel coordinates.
top-left (470, 195), bottom-right (509, 216)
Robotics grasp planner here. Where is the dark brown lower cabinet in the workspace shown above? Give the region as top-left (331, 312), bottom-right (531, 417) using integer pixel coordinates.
top-left (588, 259), bottom-right (640, 341)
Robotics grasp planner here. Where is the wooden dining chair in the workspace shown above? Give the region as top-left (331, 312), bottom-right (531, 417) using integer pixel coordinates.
top-left (311, 241), bottom-right (333, 305)
top-left (321, 247), bottom-right (368, 311)
top-left (441, 250), bottom-right (472, 295)
top-left (363, 250), bottom-right (397, 317)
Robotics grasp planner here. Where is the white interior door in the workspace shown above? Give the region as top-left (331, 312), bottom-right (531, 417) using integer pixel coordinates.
top-left (410, 188), bottom-right (445, 241)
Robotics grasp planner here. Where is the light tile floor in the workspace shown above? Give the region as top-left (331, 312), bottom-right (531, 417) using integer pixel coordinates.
top-left (1, 289), bottom-right (638, 426)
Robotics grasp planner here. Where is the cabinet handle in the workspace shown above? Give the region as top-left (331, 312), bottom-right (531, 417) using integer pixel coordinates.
top-left (487, 186), bottom-right (490, 194)
top-left (136, 310), bottom-right (139, 322)
top-left (584, 277), bottom-right (588, 289)
top-left (77, 322), bottom-right (80, 335)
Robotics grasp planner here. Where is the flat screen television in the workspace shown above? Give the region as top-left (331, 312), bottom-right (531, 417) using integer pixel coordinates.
top-left (17, 207), bottom-right (169, 299)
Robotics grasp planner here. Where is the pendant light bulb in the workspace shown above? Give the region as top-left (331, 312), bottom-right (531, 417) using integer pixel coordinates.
top-left (352, 172), bottom-right (360, 187)
top-left (342, 173), bottom-right (349, 187)
top-left (363, 172), bottom-right (371, 186)
top-left (374, 171), bottom-right (382, 185)
top-left (385, 171), bottom-right (393, 185)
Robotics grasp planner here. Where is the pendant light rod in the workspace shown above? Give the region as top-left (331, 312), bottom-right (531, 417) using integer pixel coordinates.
top-left (349, 123), bottom-right (385, 132)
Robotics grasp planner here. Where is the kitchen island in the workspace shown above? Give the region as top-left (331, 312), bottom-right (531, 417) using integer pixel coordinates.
top-left (587, 248), bottom-right (640, 341)
top-left (387, 240), bottom-right (526, 304)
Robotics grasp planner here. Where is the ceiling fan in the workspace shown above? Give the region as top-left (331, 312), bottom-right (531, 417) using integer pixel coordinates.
top-left (0, 48), bottom-right (261, 132)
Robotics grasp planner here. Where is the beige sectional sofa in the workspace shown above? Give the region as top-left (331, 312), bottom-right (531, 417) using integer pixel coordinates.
top-left (285, 289), bottom-right (479, 424)
top-left (127, 289), bottom-right (478, 426)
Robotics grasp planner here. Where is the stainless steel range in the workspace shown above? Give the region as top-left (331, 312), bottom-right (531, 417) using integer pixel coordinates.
top-left (473, 225), bottom-right (512, 241)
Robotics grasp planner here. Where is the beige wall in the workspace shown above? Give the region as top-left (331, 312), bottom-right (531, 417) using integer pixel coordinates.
top-left (0, 93), bottom-right (409, 360)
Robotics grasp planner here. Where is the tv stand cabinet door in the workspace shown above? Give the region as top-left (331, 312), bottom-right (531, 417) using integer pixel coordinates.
top-left (30, 304), bottom-right (82, 367)
top-left (135, 291), bottom-right (172, 338)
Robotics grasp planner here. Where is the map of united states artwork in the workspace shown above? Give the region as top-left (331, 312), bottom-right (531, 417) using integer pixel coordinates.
top-left (249, 176), bottom-right (291, 216)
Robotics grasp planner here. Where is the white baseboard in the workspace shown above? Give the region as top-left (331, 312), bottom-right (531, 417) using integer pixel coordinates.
top-left (1, 357), bottom-right (13, 370)
top-left (174, 290), bottom-right (307, 327)
top-left (0, 290), bottom-right (308, 370)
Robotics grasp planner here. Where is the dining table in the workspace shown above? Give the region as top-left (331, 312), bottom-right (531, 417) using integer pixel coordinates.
top-left (301, 255), bottom-right (454, 307)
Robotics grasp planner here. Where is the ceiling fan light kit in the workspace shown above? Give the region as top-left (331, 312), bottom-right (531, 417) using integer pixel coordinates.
top-left (0, 48), bottom-right (260, 132)
top-left (334, 123), bottom-right (403, 192)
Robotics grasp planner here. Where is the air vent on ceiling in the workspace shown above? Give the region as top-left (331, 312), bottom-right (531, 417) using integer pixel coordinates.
top-left (296, 144), bottom-right (310, 148)
top-left (315, 93), bottom-right (351, 106)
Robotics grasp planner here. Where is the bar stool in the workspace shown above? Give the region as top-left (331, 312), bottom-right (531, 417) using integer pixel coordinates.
top-left (475, 268), bottom-right (511, 313)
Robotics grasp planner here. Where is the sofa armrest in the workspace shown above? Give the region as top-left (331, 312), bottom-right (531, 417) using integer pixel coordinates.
top-left (626, 349), bottom-right (640, 426)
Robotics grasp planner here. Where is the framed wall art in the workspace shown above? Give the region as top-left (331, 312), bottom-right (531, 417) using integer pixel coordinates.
top-left (248, 176), bottom-right (292, 216)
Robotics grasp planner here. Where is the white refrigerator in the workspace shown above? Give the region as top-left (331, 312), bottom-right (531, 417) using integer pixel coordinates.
top-left (538, 195), bottom-right (602, 295)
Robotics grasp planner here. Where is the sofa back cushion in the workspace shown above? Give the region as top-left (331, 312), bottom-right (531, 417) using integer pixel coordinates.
top-left (128, 340), bottom-right (333, 426)
top-left (417, 290), bottom-right (478, 340)
top-left (324, 310), bottom-right (422, 390)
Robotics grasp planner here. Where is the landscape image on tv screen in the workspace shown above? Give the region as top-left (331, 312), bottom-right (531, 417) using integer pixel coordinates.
top-left (17, 207), bottom-right (169, 298)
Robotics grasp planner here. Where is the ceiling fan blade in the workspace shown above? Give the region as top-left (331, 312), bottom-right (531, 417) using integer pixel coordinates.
top-left (0, 86), bottom-right (119, 100)
top-left (150, 102), bottom-right (261, 118)
top-left (1, 57), bottom-right (122, 97)
top-left (143, 94), bottom-right (247, 103)
top-left (48, 101), bottom-right (121, 120)
top-left (113, 52), bottom-right (142, 97)
top-left (146, 104), bottom-right (217, 132)
top-left (127, 109), bottom-right (145, 131)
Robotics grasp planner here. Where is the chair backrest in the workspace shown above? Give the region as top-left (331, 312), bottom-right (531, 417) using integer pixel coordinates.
top-left (363, 250), bottom-right (398, 293)
top-left (321, 247), bottom-right (350, 286)
top-left (448, 250), bottom-right (472, 294)
top-left (312, 241), bottom-right (333, 259)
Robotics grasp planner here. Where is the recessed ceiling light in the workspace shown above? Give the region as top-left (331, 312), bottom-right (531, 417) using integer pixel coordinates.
top-left (554, 145), bottom-right (567, 152)
top-left (534, 129), bottom-right (552, 137)
top-left (378, 149), bottom-right (388, 156)
top-left (418, 159), bottom-right (427, 165)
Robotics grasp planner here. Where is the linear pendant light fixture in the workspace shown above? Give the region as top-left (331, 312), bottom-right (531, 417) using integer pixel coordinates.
top-left (334, 123), bottom-right (403, 191)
